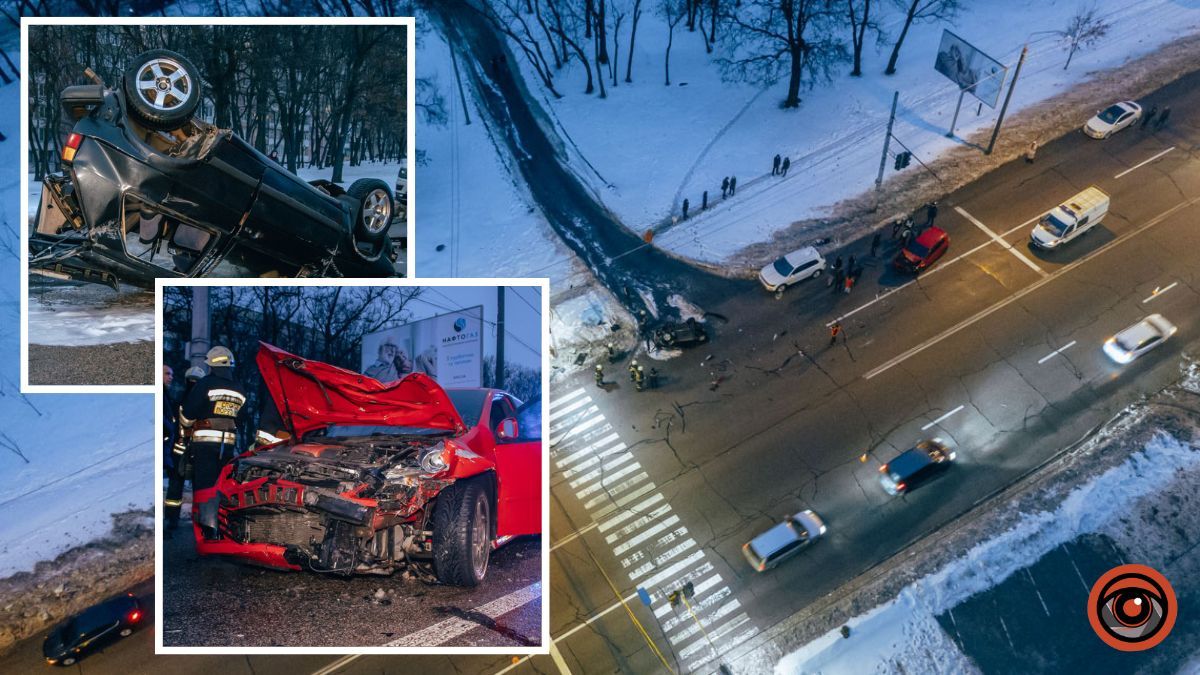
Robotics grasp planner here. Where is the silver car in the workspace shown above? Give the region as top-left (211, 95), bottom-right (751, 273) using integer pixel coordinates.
top-left (1103, 313), bottom-right (1177, 364)
top-left (741, 509), bottom-right (826, 572)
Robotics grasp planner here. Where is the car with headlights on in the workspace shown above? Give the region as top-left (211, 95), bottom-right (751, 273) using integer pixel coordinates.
top-left (741, 509), bottom-right (826, 572)
top-left (1083, 101), bottom-right (1142, 139)
top-left (43, 593), bottom-right (142, 666)
top-left (195, 343), bottom-right (542, 587)
top-left (759, 246), bottom-right (825, 295)
top-left (879, 439), bottom-right (956, 496)
top-left (1103, 314), bottom-right (1177, 364)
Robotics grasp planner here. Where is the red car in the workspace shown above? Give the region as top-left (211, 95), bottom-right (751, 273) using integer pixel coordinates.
top-left (195, 344), bottom-right (542, 586)
top-left (894, 226), bottom-right (950, 273)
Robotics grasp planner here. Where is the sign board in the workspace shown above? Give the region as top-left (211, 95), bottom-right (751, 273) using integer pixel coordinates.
top-left (934, 29), bottom-right (1007, 108)
top-left (361, 306), bottom-right (484, 387)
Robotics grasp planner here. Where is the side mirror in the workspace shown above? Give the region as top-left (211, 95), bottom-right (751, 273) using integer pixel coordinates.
top-left (496, 417), bottom-right (519, 440)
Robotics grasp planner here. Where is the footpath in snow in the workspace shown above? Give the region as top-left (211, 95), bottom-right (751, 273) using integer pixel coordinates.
top-left (497, 0), bottom-right (1200, 270)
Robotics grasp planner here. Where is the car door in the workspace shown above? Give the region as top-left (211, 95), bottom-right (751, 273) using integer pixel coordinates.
top-left (1117, 110), bottom-right (1133, 130)
top-left (491, 394), bottom-right (542, 537)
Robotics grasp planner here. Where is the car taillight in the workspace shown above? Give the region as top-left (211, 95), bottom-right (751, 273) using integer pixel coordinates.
top-left (129, 610), bottom-right (141, 622)
top-left (879, 464), bottom-right (888, 473)
top-left (896, 482), bottom-right (907, 492)
top-left (62, 133), bottom-right (83, 162)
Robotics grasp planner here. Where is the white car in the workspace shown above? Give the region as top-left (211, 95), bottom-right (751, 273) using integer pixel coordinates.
top-left (1084, 101), bottom-right (1142, 139)
top-left (741, 509), bottom-right (826, 572)
top-left (759, 246), bottom-right (825, 294)
top-left (1103, 314), bottom-right (1177, 364)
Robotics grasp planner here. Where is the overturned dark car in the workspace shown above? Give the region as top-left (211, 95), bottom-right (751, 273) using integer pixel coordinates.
top-left (31, 50), bottom-right (398, 289)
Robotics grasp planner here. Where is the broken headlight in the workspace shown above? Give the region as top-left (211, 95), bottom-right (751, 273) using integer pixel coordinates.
top-left (419, 441), bottom-right (449, 474)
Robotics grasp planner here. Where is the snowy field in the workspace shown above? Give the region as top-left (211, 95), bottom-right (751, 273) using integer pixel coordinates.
top-left (0, 50), bottom-right (153, 577)
top-left (500, 0), bottom-right (1200, 267)
top-left (414, 25), bottom-right (578, 287)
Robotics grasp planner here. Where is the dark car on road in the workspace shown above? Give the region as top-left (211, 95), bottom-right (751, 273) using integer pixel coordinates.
top-left (878, 439), bottom-right (956, 495)
top-left (652, 317), bottom-right (709, 348)
top-left (43, 593), bottom-right (143, 666)
top-left (894, 227), bottom-right (950, 273)
top-left (31, 49), bottom-right (398, 289)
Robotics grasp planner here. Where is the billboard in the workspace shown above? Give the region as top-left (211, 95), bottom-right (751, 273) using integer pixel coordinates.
top-left (361, 306), bottom-right (484, 387)
top-left (934, 30), bottom-right (1007, 108)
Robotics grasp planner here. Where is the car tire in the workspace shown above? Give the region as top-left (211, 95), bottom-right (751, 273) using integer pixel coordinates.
top-left (62, 657), bottom-right (76, 666)
top-left (119, 627), bottom-right (133, 637)
top-left (122, 50), bottom-right (202, 131)
top-left (774, 284), bottom-right (787, 299)
top-left (812, 268), bottom-right (823, 279)
top-left (431, 477), bottom-right (492, 587)
top-left (347, 178), bottom-right (394, 244)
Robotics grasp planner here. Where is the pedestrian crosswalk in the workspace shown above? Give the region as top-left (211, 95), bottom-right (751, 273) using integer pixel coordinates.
top-left (550, 387), bottom-right (757, 672)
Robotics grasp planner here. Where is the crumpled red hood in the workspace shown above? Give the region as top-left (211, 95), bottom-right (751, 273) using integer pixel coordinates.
top-left (256, 342), bottom-right (466, 438)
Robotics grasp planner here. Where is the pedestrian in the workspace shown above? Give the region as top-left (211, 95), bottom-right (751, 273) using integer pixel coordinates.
top-left (772, 154), bottom-right (781, 175)
top-left (164, 365), bottom-right (205, 534)
top-left (721, 176), bottom-right (729, 198)
top-left (832, 266), bottom-right (845, 293)
top-left (595, 364), bottom-right (605, 388)
top-left (926, 201), bottom-right (939, 227)
top-left (829, 322), bottom-right (842, 346)
top-left (847, 255), bottom-right (856, 278)
top-left (1025, 140), bottom-right (1038, 164)
top-left (892, 218), bottom-right (903, 240)
top-left (649, 367), bottom-right (660, 389)
top-left (635, 366), bottom-right (646, 392)
top-left (1142, 105), bottom-right (1157, 129)
top-left (871, 232), bottom-right (882, 257)
top-left (781, 157), bottom-right (791, 177)
top-left (844, 273), bottom-right (855, 294)
top-left (730, 176), bottom-right (737, 195)
top-left (682, 198), bottom-right (689, 219)
top-left (1155, 106), bottom-right (1171, 129)
top-left (900, 223), bottom-right (913, 248)
top-left (175, 347), bottom-right (248, 542)
top-left (702, 190), bottom-right (708, 210)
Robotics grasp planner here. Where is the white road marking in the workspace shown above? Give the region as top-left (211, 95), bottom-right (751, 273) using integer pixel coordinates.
top-left (956, 206), bottom-right (1046, 277)
top-left (553, 435), bottom-right (621, 468)
top-left (311, 655), bottom-right (361, 675)
top-left (1114, 146), bottom-right (1175, 179)
top-left (549, 387), bottom-right (587, 410)
top-left (669, 601), bottom-right (743, 645)
top-left (1037, 340), bottom-right (1078, 365)
top-left (550, 396), bottom-right (593, 420)
top-left (549, 414), bottom-right (606, 445)
top-left (568, 455), bottom-right (637, 490)
top-left (384, 582), bottom-right (541, 647)
top-left (827, 211), bottom-right (1048, 327)
top-left (591, 482), bottom-right (658, 519)
top-left (584, 475), bottom-right (653, 510)
top-left (597, 494), bottom-right (667, 532)
top-left (549, 405), bottom-right (598, 432)
top-left (576, 466), bottom-right (644, 499)
top-left (921, 404), bottom-right (965, 431)
top-left (561, 448), bottom-right (631, 479)
top-left (612, 515), bottom-right (682, 556)
top-left (641, 550), bottom-right (708, 588)
top-left (604, 504), bottom-right (674, 543)
top-left (551, 522), bottom-right (598, 551)
top-left (628, 539), bottom-right (697, 579)
top-left (1142, 281), bottom-right (1178, 304)
top-left (864, 195), bottom-right (1200, 379)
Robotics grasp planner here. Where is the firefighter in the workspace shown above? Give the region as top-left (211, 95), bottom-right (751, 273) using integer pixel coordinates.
top-left (628, 359), bottom-right (639, 382)
top-left (594, 363), bottom-right (605, 388)
top-left (634, 365), bottom-right (646, 392)
top-left (178, 346), bottom-right (248, 541)
top-left (164, 365), bottom-right (205, 534)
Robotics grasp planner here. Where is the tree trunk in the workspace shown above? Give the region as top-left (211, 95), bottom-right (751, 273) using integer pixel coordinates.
top-left (885, 0), bottom-right (918, 75)
top-left (625, 0), bottom-right (642, 82)
top-left (784, 42), bottom-right (803, 108)
top-left (665, 22), bottom-right (675, 86)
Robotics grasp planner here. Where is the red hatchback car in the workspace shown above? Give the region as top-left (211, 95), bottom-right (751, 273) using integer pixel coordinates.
top-left (894, 226), bottom-right (950, 273)
top-left (195, 344), bottom-right (542, 586)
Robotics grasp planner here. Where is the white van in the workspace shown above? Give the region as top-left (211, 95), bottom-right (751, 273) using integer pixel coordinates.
top-left (1030, 186), bottom-right (1109, 250)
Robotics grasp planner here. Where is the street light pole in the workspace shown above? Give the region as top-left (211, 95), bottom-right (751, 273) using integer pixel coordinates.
top-left (986, 44), bottom-right (1028, 155)
top-left (876, 91), bottom-right (900, 190)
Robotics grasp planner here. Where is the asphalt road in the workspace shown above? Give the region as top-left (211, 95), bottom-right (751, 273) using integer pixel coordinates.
top-left (162, 513), bottom-right (542, 648)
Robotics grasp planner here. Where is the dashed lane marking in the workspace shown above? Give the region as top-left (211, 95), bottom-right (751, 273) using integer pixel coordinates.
top-left (384, 582), bottom-right (542, 647)
top-left (1037, 340), bottom-right (1077, 365)
top-left (1142, 281), bottom-right (1178, 304)
top-left (1114, 146), bottom-right (1175, 179)
top-left (921, 404), bottom-right (965, 431)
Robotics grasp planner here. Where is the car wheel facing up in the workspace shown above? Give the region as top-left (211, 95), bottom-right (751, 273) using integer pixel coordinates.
top-left (431, 477), bottom-right (492, 587)
top-left (122, 49), bottom-right (202, 131)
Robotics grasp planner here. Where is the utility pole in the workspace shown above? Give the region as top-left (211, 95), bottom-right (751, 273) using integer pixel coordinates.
top-left (986, 44), bottom-right (1028, 155)
top-left (876, 91), bottom-right (899, 190)
top-left (495, 287), bottom-right (505, 390)
top-left (189, 286), bottom-right (210, 369)
top-left (947, 89), bottom-right (966, 137)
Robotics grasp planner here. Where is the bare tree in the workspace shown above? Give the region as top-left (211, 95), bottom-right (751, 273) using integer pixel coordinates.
top-left (718, 0), bottom-right (847, 108)
top-left (625, 0), bottom-right (644, 82)
top-left (1058, 4), bottom-right (1109, 70)
top-left (846, 0), bottom-right (881, 77)
top-left (884, 0), bottom-right (960, 75)
top-left (660, 0), bottom-right (687, 86)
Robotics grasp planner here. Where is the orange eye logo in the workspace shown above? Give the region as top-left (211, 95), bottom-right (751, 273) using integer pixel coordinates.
top-left (1087, 564), bottom-right (1176, 651)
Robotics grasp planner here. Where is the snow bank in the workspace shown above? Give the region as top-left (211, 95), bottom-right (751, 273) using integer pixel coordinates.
top-left (776, 433), bottom-right (1200, 674)
top-left (2, 52), bottom-right (154, 578)
top-left (504, 0), bottom-right (1200, 266)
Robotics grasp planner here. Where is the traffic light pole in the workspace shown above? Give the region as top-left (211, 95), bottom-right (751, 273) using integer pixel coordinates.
top-left (986, 44), bottom-right (1028, 155)
top-left (875, 90), bottom-right (899, 190)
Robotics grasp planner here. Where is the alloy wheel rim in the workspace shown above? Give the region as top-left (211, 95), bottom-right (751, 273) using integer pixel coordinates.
top-left (362, 189), bottom-right (391, 234)
top-left (471, 497), bottom-right (489, 578)
top-left (134, 58), bottom-right (192, 112)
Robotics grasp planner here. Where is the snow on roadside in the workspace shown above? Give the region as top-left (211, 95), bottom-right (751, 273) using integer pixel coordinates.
top-left (775, 433), bottom-right (1200, 674)
top-left (0, 40), bottom-right (153, 579)
top-left (503, 0), bottom-right (1200, 267)
top-left (26, 291), bottom-right (155, 346)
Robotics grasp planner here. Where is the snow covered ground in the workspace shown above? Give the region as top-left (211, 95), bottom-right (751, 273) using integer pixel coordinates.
top-left (774, 428), bottom-right (1200, 673)
top-left (414, 23), bottom-right (579, 287)
top-left (0, 32), bottom-right (153, 578)
top-left (500, 0), bottom-right (1200, 267)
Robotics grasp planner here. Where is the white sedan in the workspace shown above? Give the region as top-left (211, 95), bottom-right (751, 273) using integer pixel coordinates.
top-left (1084, 101), bottom-right (1143, 139)
top-left (1103, 314), bottom-right (1177, 364)
top-left (759, 246), bottom-right (825, 295)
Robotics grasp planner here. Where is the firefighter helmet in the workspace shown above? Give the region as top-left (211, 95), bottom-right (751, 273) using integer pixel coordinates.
top-left (205, 346), bottom-right (235, 367)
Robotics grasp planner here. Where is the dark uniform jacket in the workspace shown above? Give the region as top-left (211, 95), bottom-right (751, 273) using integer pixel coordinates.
top-left (179, 368), bottom-right (249, 445)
